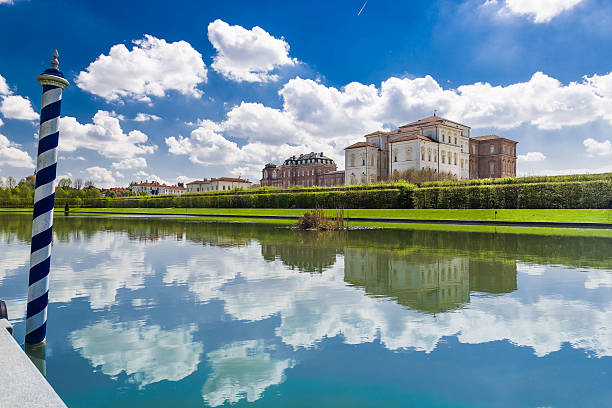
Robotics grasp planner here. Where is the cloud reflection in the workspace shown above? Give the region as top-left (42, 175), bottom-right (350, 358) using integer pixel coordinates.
top-left (70, 320), bottom-right (203, 388)
top-left (202, 340), bottom-right (293, 407)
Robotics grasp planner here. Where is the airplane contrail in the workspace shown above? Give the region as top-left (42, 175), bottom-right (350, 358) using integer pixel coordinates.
top-left (357, 0), bottom-right (368, 16)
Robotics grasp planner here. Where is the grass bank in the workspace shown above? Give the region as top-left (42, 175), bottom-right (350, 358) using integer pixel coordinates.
top-left (61, 207), bottom-right (612, 223)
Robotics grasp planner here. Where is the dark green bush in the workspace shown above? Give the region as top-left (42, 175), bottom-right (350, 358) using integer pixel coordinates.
top-left (414, 181), bottom-right (612, 209)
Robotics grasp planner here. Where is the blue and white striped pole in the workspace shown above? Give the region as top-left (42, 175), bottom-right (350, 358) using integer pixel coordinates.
top-left (25, 51), bottom-right (69, 345)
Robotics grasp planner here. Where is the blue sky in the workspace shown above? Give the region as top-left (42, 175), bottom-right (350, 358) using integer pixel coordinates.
top-left (1, 0), bottom-right (611, 186)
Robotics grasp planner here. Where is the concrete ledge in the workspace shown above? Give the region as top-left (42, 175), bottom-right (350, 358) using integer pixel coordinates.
top-left (0, 320), bottom-right (67, 408)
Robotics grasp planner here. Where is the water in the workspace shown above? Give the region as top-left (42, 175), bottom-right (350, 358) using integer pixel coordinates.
top-left (1, 214), bottom-right (611, 407)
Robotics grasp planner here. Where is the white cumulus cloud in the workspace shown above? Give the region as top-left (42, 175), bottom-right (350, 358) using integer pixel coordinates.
top-left (83, 166), bottom-right (116, 187)
top-left (112, 157), bottom-right (148, 170)
top-left (0, 133), bottom-right (34, 168)
top-left (60, 110), bottom-right (157, 159)
top-left (208, 19), bottom-right (298, 82)
top-left (0, 95), bottom-right (38, 120)
top-left (0, 73), bottom-right (38, 121)
top-left (583, 138), bottom-right (612, 156)
top-left (133, 112), bottom-right (161, 122)
top-left (518, 151), bottom-right (546, 161)
top-left (0, 74), bottom-right (9, 95)
top-left (76, 35), bottom-right (207, 102)
top-left (485, 0), bottom-right (586, 23)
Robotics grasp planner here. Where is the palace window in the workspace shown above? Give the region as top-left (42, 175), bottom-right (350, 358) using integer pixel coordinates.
top-left (441, 151), bottom-right (445, 164)
top-left (406, 147), bottom-right (412, 160)
top-left (434, 154), bottom-right (437, 163)
top-left (490, 145), bottom-right (494, 154)
top-left (428, 149), bottom-right (432, 162)
top-left (490, 162), bottom-right (495, 174)
top-left (421, 147), bottom-right (425, 160)
top-left (454, 153), bottom-right (457, 165)
top-left (454, 137), bottom-right (457, 145)
top-left (350, 154), bottom-right (355, 167)
top-left (362, 159), bottom-right (366, 166)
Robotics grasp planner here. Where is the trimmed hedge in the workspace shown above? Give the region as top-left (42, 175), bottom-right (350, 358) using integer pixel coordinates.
top-left (56, 188), bottom-right (414, 210)
top-left (4, 177), bottom-right (612, 210)
top-left (414, 180), bottom-right (612, 209)
top-left (420, 172), bottom-right (612, 188)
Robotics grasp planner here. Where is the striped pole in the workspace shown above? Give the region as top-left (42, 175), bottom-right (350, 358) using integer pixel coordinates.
top-left (25, 51), bottom-right (69, 345)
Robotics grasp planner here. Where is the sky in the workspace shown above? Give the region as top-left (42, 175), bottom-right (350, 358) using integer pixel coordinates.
top-left (0, 0), bottom-right (611, 187)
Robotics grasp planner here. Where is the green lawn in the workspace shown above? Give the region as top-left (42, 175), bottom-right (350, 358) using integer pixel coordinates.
top-left (3, 207), bottom-right (612, 223)
top-left (65, 207), bottom-right (612, 223)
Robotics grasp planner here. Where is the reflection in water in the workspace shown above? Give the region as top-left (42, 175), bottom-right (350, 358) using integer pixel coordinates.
top-left (25, 342), bottom-right (46, 377)
top-left (202, 340), bottom-right (293, 407)
top-left (70, 321), bottom-right (203, 388)
top-left (1, 215), bottom-right (612, 407)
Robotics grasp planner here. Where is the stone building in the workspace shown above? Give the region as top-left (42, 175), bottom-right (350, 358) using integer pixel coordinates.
top-left (132, 181), bottom-right (186, 195)
top-left (468, 135), bottom-right (517, 179)
top-left (260, 152), bottom-right (344, 187)
top-left (186, 177), bottom-right (252, 192)
top-left (345, 115), bottom-right (517, 184)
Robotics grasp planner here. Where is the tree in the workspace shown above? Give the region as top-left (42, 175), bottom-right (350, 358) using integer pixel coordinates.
top-left (74, 178), bottom-right (83, 190)
top-left (84, 179), bottom-right (94, 188)
top-left (6, 176), bottom-right (16, 189)
top-left (58, 178), bottom-right (72, 188)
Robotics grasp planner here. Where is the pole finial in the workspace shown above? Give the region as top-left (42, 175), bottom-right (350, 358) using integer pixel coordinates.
top-left (51, 50), bottom-right (59, 69)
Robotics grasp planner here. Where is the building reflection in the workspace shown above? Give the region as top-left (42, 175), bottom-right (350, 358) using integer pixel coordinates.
top-left (344, 248), bottom-right (516, 314)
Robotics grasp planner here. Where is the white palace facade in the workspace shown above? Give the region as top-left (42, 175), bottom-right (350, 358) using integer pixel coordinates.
top-left (344, 115), bottom-right (516, 185)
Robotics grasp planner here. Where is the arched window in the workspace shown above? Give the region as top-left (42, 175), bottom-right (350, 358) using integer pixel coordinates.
top-left (421, 147), bottom-right (425, 160)
top-left (360, 173), bottom-right (366, 184)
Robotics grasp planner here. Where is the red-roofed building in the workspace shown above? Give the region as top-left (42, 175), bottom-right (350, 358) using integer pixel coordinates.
top-left (261, 152), bottom-right (343, 187)
top-left (132, 181), bottom-right (187, 195)
top-left (186, 177), bottom-right (251, 192)
top-left (344, 115), bottom-right (517, 184)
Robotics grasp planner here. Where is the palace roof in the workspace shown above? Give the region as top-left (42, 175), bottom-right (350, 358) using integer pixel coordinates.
top-left (344, 142), bottom-right (379, 150)
top-left (471, 135), bottom-right (518, 143)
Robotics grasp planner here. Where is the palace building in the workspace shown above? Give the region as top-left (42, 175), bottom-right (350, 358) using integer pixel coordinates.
top-left (261, 152), bottom-right (344, 188)
top-left (345, 115), bottom-right (517, 184)
top-left (260, 116), bottom-right (517, 188)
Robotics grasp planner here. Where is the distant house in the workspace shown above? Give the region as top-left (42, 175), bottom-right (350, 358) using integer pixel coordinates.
top-left (131, 181), bottom-right (186, 195)
top-left (186, 177), bottom-right (251, 192)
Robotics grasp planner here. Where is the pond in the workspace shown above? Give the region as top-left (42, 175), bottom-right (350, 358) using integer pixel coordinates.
top-left (1, 214), bottom-right (611, 407)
